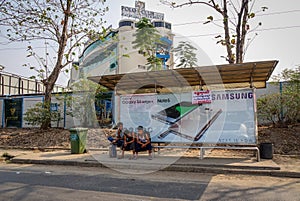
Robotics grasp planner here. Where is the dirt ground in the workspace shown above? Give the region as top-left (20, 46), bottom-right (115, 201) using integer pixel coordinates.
top-left (258, 123), bottom-right (300, 155)
top-left (0, 124), bottom-right (299, 155)
top-left (0, 128), bottom-right (70, 148)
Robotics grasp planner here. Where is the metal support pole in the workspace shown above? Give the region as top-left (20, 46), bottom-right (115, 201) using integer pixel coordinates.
top-left (158, 143), bottom-right (161, 155)
top-left (279, 81), bottom-right (284, 121)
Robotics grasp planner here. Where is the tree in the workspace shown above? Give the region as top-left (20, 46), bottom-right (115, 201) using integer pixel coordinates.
top-left (0, 0), bottom-right (108, 129)
top-left (273, 66), bottom-right (300, 85)
top-left (273, 66), bottom-right (300, 124)
top-left (173, 41), bottom-right (198, 68)
top-left (70, 78), bottom-right (101, 127)
top-left (160, 0), bottom-right (266, 64)
top-left (132, 17), bottom-right (164, 71)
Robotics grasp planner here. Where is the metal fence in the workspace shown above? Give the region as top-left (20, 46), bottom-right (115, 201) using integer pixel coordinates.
top-left (0, 71), bottom-right (65, 96)
top-left (256, 81), bottom-right (290, 98)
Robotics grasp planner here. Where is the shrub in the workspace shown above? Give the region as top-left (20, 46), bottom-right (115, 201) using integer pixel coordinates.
top-left (257, 67), bottom-right (300, 126)
top-left (24, 102), bottom-right (63, 127)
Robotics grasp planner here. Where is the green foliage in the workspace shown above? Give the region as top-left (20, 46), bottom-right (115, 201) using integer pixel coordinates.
top-left (2, 152), bottom-right (14, 160)
top-left (173, 41), bottom-right (198, 68)
top-left (132, 17), bottom-right (163, 71)
top-left (257, 93), bottom-right (283, 125)
top-left (146, 56), bottom-right (163, 71)
top-left (272, 66), bottom-right (300, 84)
top-left (24, 102), bottom-right (63, 127)
top-left (53, 78), bottom-right (109, 128)
top-left (257, 67), bottom-right (300, 125)
top-left (69, 78), bottom-right (105, 127)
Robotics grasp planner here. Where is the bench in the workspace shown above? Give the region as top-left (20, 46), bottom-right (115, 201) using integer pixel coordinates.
top-left (152, 144), bottom-right (260, 162)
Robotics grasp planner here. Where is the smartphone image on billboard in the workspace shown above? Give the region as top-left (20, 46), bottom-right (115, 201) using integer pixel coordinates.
top-left (151, 101), bottom-right (200, 125)
top-left (158, 108), bottom-right (222, 142)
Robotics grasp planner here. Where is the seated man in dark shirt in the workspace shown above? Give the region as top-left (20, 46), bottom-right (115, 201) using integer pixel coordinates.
top-left (118, 129), bottom-right (135, 159)
top-left (134, 126), bottom-right (152, 160)
top-left (107, 122), bottom-right (124, 147)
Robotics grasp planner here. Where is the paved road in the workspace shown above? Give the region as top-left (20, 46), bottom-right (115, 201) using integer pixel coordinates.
top-left (0, 163), bottom-right (299, 201)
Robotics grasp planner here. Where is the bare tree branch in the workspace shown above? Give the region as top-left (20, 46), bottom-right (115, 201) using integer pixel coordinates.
top-left (160, 0), bottom-right (263, 64)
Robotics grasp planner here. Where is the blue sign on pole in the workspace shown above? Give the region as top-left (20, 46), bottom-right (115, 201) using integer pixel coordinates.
top-left (50, 103), bottom-right (58, 111)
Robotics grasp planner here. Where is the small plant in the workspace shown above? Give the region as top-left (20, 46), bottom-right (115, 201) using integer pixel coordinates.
top-left (24, 102), bottom-right (63, 128)
top-left (132, 17), bottom-right (164, 71)
top-left (2, 152), bottom-right (15, 160)
top-left (173, 41), bottom-right (198, 68)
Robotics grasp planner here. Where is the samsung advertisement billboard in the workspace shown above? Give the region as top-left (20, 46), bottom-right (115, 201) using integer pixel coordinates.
top-left (119, 89), bottom-right (257, 145)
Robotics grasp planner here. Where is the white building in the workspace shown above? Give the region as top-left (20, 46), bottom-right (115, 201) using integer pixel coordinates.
top-left (69, 1), bottom-right (173, 85)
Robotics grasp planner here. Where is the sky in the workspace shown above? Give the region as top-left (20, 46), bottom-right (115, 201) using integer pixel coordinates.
top-left (0, 0), bottom-right (299, 86)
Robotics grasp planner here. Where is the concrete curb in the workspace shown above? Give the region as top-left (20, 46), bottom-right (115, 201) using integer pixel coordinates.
top-left (10, 158), bottom-right (106, 168)
top-left (0, 146), bottom-right (69, 151)
top-left (165, 162), bottom-right (280, 170)
top-left (10, 158), bottom-right (300, 178)
top-left (164, 165), bottom-right (300, 178)
top-left (84, 159), bottom-right (280, 171)
top-left (0, 146), bottom-right (108, 151)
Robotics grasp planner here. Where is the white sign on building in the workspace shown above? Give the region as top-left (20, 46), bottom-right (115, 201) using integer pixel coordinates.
top-left (121, 1), bottom-right (164, 20)
top-left (192, 90), bottom-right (212, 104)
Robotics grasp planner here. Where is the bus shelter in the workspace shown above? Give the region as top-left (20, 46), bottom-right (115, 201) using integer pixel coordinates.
top-left (89, 60), bottom-right (278, 92)
top-left (89, 60), bottom-right (278, 161)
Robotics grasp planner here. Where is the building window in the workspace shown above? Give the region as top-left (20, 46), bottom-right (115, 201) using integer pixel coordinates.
top-left (110, 61), bottom-right (118, 71)
top-left (119, 21), bottom-right (133, 27)
top-left (153, 21), bottom-right (164, 28)
top-left (165, 22), bottom-right (172, 30)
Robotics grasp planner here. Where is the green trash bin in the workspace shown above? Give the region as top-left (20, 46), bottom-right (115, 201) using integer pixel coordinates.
top-left (70, 128), bottom-right (88, 154)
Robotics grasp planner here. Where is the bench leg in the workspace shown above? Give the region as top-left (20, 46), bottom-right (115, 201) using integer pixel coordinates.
top-left (199, 148), bottom-right (204, 160)
top-left (256, 147), bottom-right (260, 162)
top-left (157, 143), bottom-right (161, 155)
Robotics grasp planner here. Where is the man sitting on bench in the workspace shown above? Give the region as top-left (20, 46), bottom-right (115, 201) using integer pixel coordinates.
top-left (134, 126), bottom-right (152, 160)
top-left (107, 122), bottom-right (124, 147)
top-left (118, 129), bottom-right (135, 159)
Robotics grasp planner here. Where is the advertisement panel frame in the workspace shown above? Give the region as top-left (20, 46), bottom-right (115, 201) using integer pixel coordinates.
top-left (117, 88), bottom-right (258, 146)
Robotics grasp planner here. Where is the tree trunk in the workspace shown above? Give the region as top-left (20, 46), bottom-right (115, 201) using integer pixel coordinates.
top-left (40, 0), bottom-right (71, 129)
top-left (239, 0), bottom-right (249, 63)
top-left (236, 0), bottom-right (249, 63)
top-left (40, 85), bottom-right (52, 129)
top-left (222, 0), bottom-right (235, 64)
top-left (40, 66), bottom-right (63, 129)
